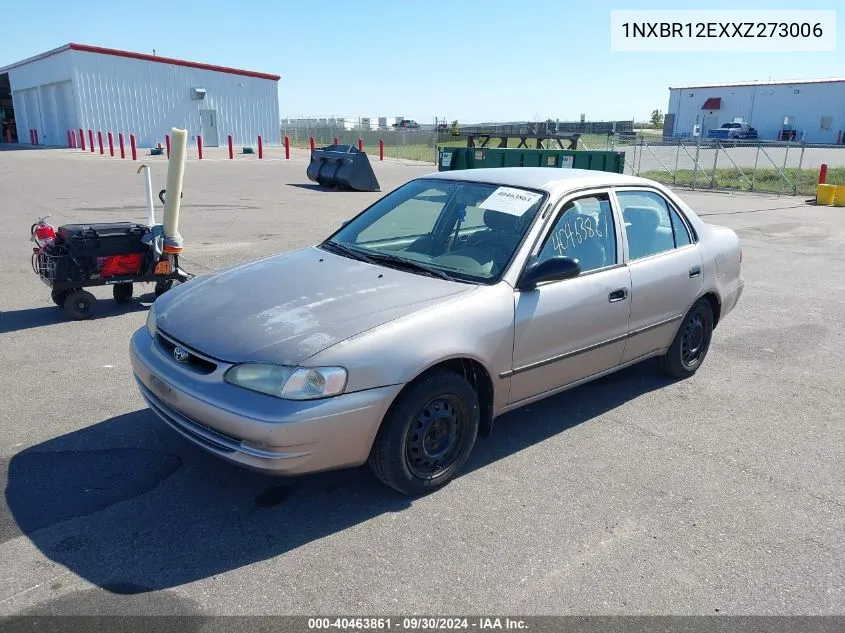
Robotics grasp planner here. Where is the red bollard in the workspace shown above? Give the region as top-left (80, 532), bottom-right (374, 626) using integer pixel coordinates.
top-left (119, 133), bottom-right (125, 159)
top-left (7, 128), bottom-right (13, 143)
top-left (71, 130), bottom-right (77, 149)
top-left (66, 130), bottom-right (72, 147)
top-left (333, 136), bottom-right (339, 145)
top-left (107, 132), bottom-right (114, 157)
top-left (197, 135), bottom-right (203, 160)
top-left (29, 129), bottom-right (33, 144)
top-left (379, 139), bottom-right (384, 161)
top-left (309, 136), bottom-right (315, 152)
top-left (34, 129), bottom-right (39, 145)
top-left (258, 135), bottom-right (264, 159)
top-left (79, 128), bottom-right (85, 151)
top-left (88, 130), bottom-right (94, 152)
top-left (97, 131), bottom-right (104, 154)
top-left (130, 134), bottom-right (137, 160)
top-left (358, 137), bottom-right (363, 152)
top-left (228, 135), bottom-right (233, 159)
top-left (819, 163), bottom-right (828, 185)
top-left (284, 136), bottom-right (290, 159)
top-left (165, 134), bottom-right (171, 158)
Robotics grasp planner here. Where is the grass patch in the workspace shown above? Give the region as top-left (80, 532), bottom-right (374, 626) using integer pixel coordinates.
top-left (641, 167), bottom-right (845, 196)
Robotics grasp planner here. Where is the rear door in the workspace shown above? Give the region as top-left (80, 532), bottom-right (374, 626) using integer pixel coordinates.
top-left (612, 187), bottom-right (704, 364)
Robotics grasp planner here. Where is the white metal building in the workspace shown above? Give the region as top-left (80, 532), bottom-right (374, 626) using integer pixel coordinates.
top-left (665, 78), bottom-right (845, 144)
top-left (0, 43), bottom-right (280, 148)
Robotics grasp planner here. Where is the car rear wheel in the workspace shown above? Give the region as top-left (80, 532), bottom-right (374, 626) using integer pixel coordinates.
top-left (661, 297), bottom-right (714, 378)
top-left (368, 369), bottom-right (480, 496)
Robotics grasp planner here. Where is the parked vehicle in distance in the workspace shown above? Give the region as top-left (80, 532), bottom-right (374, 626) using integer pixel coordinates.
top-left (393, 119), bottom-right (420, 129)
top-left (707, 122), bottom-right (758, 140)
top-left (131, 168), bottom-right (745, 496)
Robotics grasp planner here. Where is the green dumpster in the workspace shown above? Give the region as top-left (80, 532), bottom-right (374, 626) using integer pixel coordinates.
top-left (438, 147), bottom-right (625, 174)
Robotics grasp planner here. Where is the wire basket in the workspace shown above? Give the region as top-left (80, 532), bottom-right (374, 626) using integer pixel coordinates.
top-left (35, 249), bottom-right (71, 283)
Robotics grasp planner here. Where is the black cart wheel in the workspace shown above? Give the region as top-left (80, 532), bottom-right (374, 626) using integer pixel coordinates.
top-left (368, 369), bottom-right (480, 496)
top-left (660, 297), bottom-right (714, 379)
top-left (154, 279), bottom-right (174, 296)
top-left (64, 290), bottom-right (96, 320)
top-left (112, 283), bottom-right (133, 303)
top-left (50, 289), bottom-right (70, 307)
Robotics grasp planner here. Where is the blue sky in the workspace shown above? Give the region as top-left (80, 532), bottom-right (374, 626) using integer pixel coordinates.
top-left (2, 0), bottom-right (841, 123)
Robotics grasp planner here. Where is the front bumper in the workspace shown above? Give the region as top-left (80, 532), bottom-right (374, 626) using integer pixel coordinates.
top-left (129, 327), bottom-right (404, 475)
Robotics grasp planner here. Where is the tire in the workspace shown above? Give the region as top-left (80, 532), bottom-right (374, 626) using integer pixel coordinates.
top-left (368, 369), bottom-right (480, 496)
top-left (661, 298), bottom-right (714, 379)
top-left (112, 283), bottom-right (133, 303)
top-left (50, 289), bottom-right (70, 307)
top-left (154, 279), bottom-right (174, 296)
top-left (63, 289), bottom-right (96, 320)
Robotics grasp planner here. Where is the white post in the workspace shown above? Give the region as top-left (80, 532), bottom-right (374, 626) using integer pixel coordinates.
top-left (162, 128), bottom-right (188, 253)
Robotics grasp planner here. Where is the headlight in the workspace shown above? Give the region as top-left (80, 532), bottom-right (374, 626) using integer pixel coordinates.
top-left (146, 303), bottom-right (157, 337)
top-left (224, 364), bottom-right (347, 400)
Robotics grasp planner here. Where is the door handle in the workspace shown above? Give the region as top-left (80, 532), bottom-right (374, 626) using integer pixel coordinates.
top-left (689, 265), bottom-right (702, 278)
top-left (608, 288), bottom-right (628, 303)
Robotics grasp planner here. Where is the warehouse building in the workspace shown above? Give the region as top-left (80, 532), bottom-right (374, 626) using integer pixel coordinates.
top-left (665, 78), bottom-right (845, 144)
top-left (0, 43), bottom-right (280, 148)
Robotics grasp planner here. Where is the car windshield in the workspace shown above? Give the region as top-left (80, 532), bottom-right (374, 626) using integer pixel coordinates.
top-left (321, 179), bottom-right (547, 283)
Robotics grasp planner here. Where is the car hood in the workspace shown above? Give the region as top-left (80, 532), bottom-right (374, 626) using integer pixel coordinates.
top-left (155, 246), bottom-right (475, 365)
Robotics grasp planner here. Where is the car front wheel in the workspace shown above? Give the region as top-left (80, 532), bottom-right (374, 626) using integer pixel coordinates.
top-left (661, 297), bottom-right (714, 378)
top-left (368, 369), bottom-right (480, 496)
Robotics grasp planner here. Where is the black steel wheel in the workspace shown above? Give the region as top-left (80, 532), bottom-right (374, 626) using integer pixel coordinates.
top-left (112, 283), bottom-right (133, 303)
top-left (63, 289), bottom-right (96, 320)
top-left (50, 289), bottom-right (70, 307)
top-left (369, 369), bottom-right (480, 496)
top-left (661, 297), bottom-right (714, 378)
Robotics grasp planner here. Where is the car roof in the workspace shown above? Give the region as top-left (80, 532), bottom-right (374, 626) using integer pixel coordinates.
top-left (416, 167), bottom-right (655, 196)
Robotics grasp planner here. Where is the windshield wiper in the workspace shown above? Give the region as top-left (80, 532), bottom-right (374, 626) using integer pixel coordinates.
top-left (319, 240), bottom-right (376, 264)
top-left (363, 251), bottom-right (457, 281)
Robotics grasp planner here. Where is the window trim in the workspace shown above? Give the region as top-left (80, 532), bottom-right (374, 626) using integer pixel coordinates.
top-left (519, 187), bottom-right (623, 283)
top-left (610, 186), bottom-right (699, 263)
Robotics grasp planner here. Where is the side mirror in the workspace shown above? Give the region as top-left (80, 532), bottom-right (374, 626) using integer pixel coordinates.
top-left (518, 256), bottom-right (581, 289)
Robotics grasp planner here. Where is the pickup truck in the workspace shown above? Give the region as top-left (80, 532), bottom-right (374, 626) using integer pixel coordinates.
top-left (707, 122), bottom-right (758, 140)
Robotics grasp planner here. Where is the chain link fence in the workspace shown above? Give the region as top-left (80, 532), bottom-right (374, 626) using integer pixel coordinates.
top-left (581, 135), bottom-right (845, 196)
top-left (281, 120), bottom-right (443, 163)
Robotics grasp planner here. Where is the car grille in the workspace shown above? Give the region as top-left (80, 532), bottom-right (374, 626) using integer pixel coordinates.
top-left (156, 328), bottom-right (219, 374)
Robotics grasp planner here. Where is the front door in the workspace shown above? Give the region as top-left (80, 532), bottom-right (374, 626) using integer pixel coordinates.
top-left (613, 188), bottom-right (704, 363)
top-left (199, 109), bottom-right (219, 147)
top-left (509, 190), bottom-right (632, 404)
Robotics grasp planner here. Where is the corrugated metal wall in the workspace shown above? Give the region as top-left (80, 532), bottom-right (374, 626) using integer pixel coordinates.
top-left (667, 82), bottom-right (845, 143)
top-left (6, 47), bottom-right (279, 147)
top-left (8, 49), bottom-right (77, 146)
top-left (70, 50), bottom-right (279, 148)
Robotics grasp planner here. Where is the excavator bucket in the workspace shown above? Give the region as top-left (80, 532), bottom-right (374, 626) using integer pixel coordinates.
top-left (306, 144), bottom-right (380, 192)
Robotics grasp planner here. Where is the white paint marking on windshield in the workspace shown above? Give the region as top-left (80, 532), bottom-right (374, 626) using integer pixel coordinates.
top-left (478, 187), bottom-right (543, 216)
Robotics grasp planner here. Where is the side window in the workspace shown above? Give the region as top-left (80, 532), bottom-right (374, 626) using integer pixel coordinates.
top-left (536, 193), bottom-right (617, 274)
top-left (669, 207), bottom-right (692, 246)
top-left (615, 190), bottom-right (692, 260)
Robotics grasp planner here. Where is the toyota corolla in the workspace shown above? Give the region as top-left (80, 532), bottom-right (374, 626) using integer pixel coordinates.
top-left (130, 167), bottom-right (744, 495)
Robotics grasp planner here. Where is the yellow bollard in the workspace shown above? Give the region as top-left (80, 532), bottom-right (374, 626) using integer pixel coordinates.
top-left (816, 183), bottom-right (836, 205)
top-left (834, 185), bottom-right (845, 207)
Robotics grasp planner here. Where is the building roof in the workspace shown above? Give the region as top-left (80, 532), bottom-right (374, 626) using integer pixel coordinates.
top-left (0, 43), bottom-right (280, 81)
top-left (670, 77), bottom-right (845, 90)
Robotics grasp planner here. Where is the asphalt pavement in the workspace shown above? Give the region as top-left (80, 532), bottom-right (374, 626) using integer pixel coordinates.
top-left (0, 146), bottom-right (843, 616)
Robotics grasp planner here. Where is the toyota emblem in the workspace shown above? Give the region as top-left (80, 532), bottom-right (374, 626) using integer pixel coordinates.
top-left (173, 346), bottom-right (190, 363)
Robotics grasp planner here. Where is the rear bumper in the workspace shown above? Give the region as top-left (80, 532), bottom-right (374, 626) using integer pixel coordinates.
top-left (129, 327), bottom-right (404, 475)
top-left (722, 278), bottom-right (744, 319)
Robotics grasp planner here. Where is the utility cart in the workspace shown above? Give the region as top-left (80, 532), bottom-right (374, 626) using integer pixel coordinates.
top-left (30, 216), bottom-right (192, 320)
